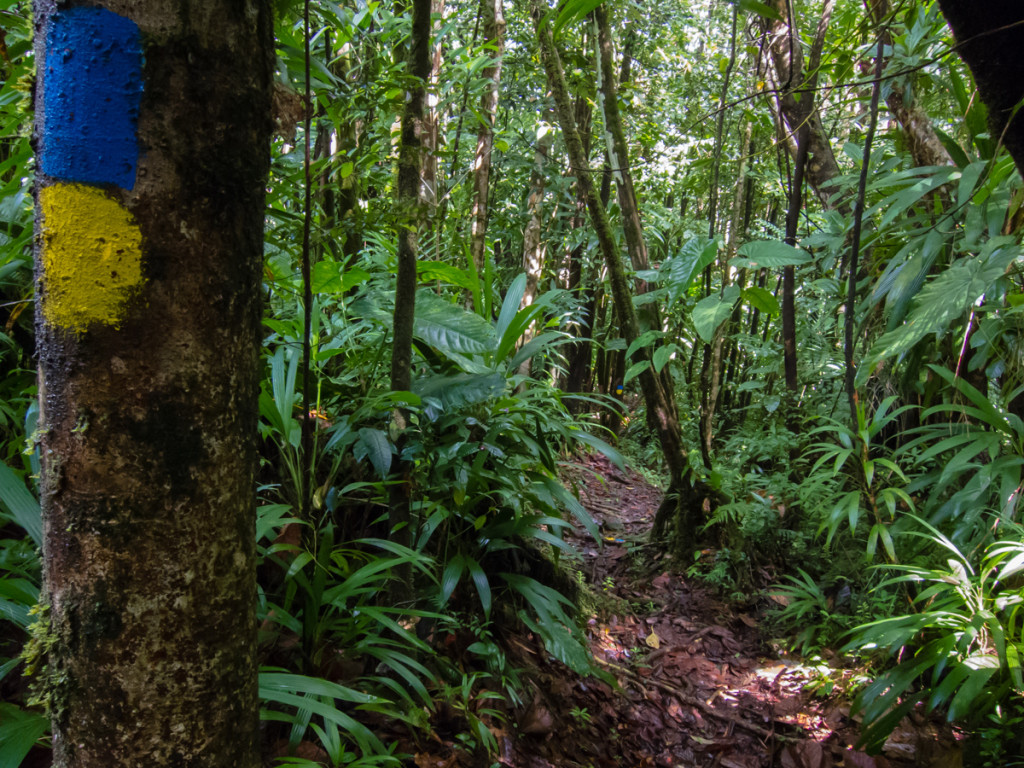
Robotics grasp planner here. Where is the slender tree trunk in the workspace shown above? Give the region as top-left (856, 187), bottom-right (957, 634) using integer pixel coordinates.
top-left (783, 124), bottom-right (809, 392)
top-left (517, 119), bottom-right (554, 375)
top-left (593, 5), bottom-right (679, 424)
top-left (33, 2), bottom-right (272, 765)
top-left (389, 0), bottom-right (431, 570)
top-left (468, 0), bottom-right (505, 282)
top-left (699, 2), bottom-right (738, 466)
top-left (564, 94), bottom-right (596, 405)
top-left (766, 0), bottom-right (844, 210)
top-left (422, 0), bottom-right (444, 224)
top-left (532, 0), bottom-right (718, 543)
top-left (846, 40), bottom-right (885, 416)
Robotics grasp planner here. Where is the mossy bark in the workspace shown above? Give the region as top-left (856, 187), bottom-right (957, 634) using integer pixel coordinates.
top-left (33, 2), bottom-right (273, 765)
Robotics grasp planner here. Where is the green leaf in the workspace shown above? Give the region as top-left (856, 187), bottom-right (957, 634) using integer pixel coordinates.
top-left (551, 0), bottom-right (605, 38)
top-left (859, 246), bottom-right (1018, 385)
top-left (733, 240), bottom-right (811, 269)
top-left (356, 428), bottom-right (392, 479)
top-left (495, 273), bottom-right (527, 344)
top-left (738, 0), bottom-right (783, 20)
top-left (652, 344), bottom-right (676, 373)
top-left (0, 461), bottom-right (40, 547)
top-left (625, 330), bottom-right (662, 361)
top-left (663, 236), bottom-right (719, 303)
top-left (692, 285), bottom-right (741, 342)
top-left (623, 360), bottom-right (649, 385)
top-left (0, 704), bottom-right (48, 768)
top-left (741, 285), bottom-right (779, 315)
top-left (414, 290), bottom-right (496, 359)
top-left (417, 261), bottom-right (474, 290)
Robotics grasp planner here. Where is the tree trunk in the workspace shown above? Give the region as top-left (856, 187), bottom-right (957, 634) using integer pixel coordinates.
top-left (593, 5), bottom-right (678, 425)
top-left (766, 0), bottom-right (844, 210)
top-left (532, 0), bottom-right (718, 543)
top-left (468, 0), bottom-right (506, 282)
top-left (389, 0), bottom-right (431, 571)
top-left (33, 2), bottom-right (272, 765)
top-left (868, 0), bottom-right (954, 169)
top-left (783, 124), bottom-right (809, 392)
top-left (936, 1), bottom-right (1024, 177)
top-left (517, 118), bottom-right (554, 376)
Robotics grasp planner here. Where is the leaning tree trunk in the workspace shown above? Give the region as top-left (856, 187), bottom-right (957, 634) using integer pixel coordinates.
top-left (468, 0), bottom-right (506, 283)
top-left (936, 1), bottom-right (1024, 177)
top-left (593, 5), bottom-right (678, 424)
top-left (32, 1), bottom-right (272, 765)
top-left (532, 0), bottom-right (719, 544)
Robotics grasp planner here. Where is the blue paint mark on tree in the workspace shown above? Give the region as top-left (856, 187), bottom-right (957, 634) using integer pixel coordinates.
top-left (40, 7), bottom-right (143, 190)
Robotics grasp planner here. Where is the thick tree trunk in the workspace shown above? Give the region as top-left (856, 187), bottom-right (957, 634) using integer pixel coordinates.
top-left (468, 0), bottom-right (505, 282)
top-left (532, 0), bottom-right (718, 542)
top-left (936, 1), bottom-right (1024, 177)
top-left (33, 2), bottom-right (272, 765)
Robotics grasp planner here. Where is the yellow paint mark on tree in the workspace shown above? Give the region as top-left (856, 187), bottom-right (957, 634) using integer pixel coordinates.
top-left (40, 184), bottom-right (143, 331)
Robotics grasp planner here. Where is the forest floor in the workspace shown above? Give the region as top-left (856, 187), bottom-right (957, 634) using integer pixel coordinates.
top-left (453, 453), bottom-right (966, 768)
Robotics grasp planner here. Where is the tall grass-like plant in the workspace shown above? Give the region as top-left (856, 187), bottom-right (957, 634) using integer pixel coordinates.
top-left (846, 517), bottom-right (1024, 753)
top-left (808, 396), bottom-right (918, 563)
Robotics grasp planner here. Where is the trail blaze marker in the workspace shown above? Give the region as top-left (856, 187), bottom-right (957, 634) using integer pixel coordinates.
top-left (38, 6), bottom-right (144, 332)
top-left (40, 6), bottom-right (143, 188)
top-left (39, 184), bottom-right (144, 331)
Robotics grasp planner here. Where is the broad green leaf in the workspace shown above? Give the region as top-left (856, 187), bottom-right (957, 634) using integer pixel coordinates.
top-left (0, 703), bottom-right (49, 768)
top-left (663, 236), bottom-right (719, 303)
top-left (733, 240), bottom-right (811, 269)
top-left (356, 428), bottom-right (392, 479)
top-left (859, 246), bottom-right (1019, 386)
top-left (958, 160), bottom-right (987, 209)
top-left (652, 344), bottom-right (676, 373)
top-left (739, 0), bottom-right (782, 20)
top-left (414, 290), bottom-right (495, 359)
top-left (552, 0), bottom-right (605, 38)
top-left (495, 273), bottom-right (527, 344)
top-left (623, 360), bottom-right (649, 385)
top-left (692, 285), bottom-right (741, 342)
top-left (741, 285), bottom-right (779, 315)
top-left (417, 261), bottom-right (474, 290)
top-left (625, 330), bottom-right (662, 360)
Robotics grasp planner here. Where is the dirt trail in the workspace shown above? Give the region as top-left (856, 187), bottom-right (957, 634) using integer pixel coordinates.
top-left (499, 454), bottom-right (963, 768)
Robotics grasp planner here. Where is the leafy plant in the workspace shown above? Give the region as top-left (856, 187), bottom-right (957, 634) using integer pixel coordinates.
top-left (808, 396), bottom-right (918, 563)
top-left (845, 517), bottom-right (1024, 753)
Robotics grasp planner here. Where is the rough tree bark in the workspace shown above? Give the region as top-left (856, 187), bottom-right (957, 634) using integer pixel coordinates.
top-left (936, 1), bottom-right (1024, 177)
top-left (33, 1), bottom-right (272, 765)
top-left (468, 0), bottom-right (506, 281)
top-left (532, 0), bottom-right (718, 544)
